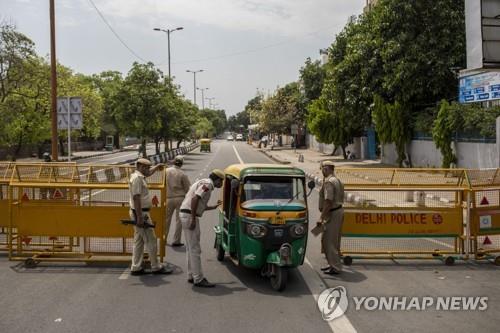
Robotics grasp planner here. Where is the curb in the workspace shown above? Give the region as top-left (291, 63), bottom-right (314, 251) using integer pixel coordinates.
top-left (259, 149), bottom-right (291, 165)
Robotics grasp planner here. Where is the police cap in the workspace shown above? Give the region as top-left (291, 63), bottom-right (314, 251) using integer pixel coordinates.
top-left (211, 169), bottom-right (225, 179)
top-left (136, 158), bottom-right (152, 166)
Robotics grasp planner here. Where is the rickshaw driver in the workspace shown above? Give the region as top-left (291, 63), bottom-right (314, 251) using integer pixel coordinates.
top-left (179, 169), bottom-right (224, 288)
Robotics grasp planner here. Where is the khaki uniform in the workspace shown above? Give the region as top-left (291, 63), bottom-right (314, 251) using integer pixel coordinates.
top-left (319, 174), bottom-right (345, 271)
top-left (165, 166), bottom-right (191, 244)
top-left (128, 170), bottom-right (162, 272)
top-left (179, 178), bottom-right (215, 283)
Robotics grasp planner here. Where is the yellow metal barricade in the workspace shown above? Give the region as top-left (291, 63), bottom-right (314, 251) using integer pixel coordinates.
top-left (8, 163), bottom-right (166, 266)
top-left (335, 168), bottom-right (469, 265)
top-left (466, 169), bottom-right (500, 265)
top-left (0, 162), bottom-right (14, 250)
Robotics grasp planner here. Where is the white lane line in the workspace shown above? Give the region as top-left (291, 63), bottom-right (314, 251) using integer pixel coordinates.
top-left (80, 189), bottom-right (107, 201)
top-left (302, 258), bottom-right (357, 333)
top-left (118, 269), bottom-right (129, 280)
top-left (232, 145), bottom-right (244, 164)
top-left (424, 237), bottom-right (455, 249)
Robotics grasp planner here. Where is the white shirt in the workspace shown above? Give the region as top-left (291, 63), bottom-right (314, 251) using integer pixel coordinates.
top-left (128, 170), bottom-right (151, 209)
top-left (180, 178), bottom-right (214, 217)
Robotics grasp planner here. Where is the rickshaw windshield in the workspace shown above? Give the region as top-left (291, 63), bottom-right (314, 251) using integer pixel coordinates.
top-left (241, 176), bottom-right (306, 203)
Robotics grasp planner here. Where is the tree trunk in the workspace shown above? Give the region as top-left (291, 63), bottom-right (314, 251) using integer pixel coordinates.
top-left (12, 133), bottom-right (23, 161)
top-left (59, 137), bottom-right (65, 157)
top-left (330, 146), bottom-right (338, 156)
top-left (141, 138), bottom-right (147, 158)
top-left (176, 139), bottom-right (183, 149)
top-left (114, 133), bottom-right (120, 149)
top-left (341, 145), bottom-right (347, 159)
top-left (154, 138), bottom-right (160, 155)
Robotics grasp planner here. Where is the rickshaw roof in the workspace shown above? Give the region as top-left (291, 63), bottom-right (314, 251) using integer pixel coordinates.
top-left (200, 138), bottom-right (211, 143)
top-left (224, 164), bottom-right (305, 179)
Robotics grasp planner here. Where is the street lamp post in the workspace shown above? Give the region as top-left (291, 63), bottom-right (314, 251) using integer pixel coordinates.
top-left (197, 87), bottom-right (209, 109)
top-left (205, 97), bottom-right (215, 109)
top-left (186, 69), bottom-right (204, 106)
top-left (153, 26), bottom-right (183, 79)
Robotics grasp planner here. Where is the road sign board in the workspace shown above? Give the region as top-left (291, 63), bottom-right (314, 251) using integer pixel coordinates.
top-left (57, 97), bottom-right (83, 129)
top-left (57, 113), bottom-right (83, 130)
top-left (459, 71), bottom-right (500, 103)
top-left (57, 97), bottom-right (82, 114)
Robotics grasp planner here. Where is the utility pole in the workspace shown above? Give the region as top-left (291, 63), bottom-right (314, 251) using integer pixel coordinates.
top-left (49, 0), bottom-right (58, 160)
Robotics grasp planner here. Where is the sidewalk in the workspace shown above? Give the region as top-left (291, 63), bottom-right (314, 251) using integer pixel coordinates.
top-left (252, 142), bottom-right (389, 180)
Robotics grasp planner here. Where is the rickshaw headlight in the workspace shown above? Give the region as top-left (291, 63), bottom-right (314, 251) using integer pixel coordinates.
top-left (248, 224), bottom-right (266, 238)
top-left (291, 224), bottom-right (306, 237)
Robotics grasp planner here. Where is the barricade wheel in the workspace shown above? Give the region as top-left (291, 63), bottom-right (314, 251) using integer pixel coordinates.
top-left (444, 256), bottom-right (455, 266)
top-left (25, 258), bottom-right (37, 268)
top-left (343, 256), bottom-right (353, 266)
top-left (494, 256), bottom-right (500, 266)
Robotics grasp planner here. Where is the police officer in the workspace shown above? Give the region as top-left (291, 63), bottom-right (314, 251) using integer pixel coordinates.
top-left (318, 161), bottom-right (345, 275)
top-left (179, 169), bottom-right (224, 288)
top-left (165, 155), bottom-right (191, 246)
top-left (129, 158), bottom-right (173, 276)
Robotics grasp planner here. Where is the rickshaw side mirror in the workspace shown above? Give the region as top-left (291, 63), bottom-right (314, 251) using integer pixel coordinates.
top-left (307, 180), bottom-right (316, 190)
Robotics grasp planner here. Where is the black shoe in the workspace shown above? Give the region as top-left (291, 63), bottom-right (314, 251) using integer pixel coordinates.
top-left (187, 278), bottom-right (194, 284)
top-left (194, 278), bottom-right (215, 288)
top-left (324, 268), bottom-right (341, 275)
top-left (320, 266), bottom-right (331, 271)
top-left (152, 266), bottom-right (174, 275)
top-left (130, 269), bottom-right (146, 276)
top-left (171, 242), bottom-right (184, 247)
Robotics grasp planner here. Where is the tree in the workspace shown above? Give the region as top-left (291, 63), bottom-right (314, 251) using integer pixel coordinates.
top-left (113, 62), bottom-right (168, 156)
top-left (299, 57), bottom-right (326, 106)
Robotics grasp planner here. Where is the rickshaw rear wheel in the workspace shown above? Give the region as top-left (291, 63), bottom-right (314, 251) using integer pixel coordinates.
top-left (270, 265), bottom-right (287, 292)
top-left (24, 258), bottom-right (37, 268)
top-left (216, 241), bottom-right (225, 262)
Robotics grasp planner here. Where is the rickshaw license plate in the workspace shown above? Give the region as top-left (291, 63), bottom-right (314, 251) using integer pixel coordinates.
top-left (273, 216), bottom-right (286, 225)
top-left (274, 229), bottom-right (284, 237)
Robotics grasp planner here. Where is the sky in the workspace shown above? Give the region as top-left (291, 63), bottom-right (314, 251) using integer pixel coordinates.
top-left (0, 0), bottom-right (366, 116)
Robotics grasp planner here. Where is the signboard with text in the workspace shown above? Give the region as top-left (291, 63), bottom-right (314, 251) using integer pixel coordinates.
top-left (343, 209), bottom-right (463, 236)
top-left (459, 71), bottom-right (500, 103)
top-left (57, 97), bottom-right (83, 130)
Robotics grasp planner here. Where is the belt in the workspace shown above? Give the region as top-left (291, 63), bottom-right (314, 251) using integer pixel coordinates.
top-left (131, 208), bottom-right (150, 212)
top-left (180, 209), bottom-right (201, 217)
top-left (330, 205), bottom-right (343, 212)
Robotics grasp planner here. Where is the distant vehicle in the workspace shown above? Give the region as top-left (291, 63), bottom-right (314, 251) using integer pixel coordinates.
top-left (236, 134), bottom-right (243, 141)
top-left (227, 135), bottom-right (234, 141)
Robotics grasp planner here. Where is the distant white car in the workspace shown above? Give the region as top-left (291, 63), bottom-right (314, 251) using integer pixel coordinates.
top-left (236, 134), bottom-right (243, 141)
top-left (227, 135), bottom-right (234, 141)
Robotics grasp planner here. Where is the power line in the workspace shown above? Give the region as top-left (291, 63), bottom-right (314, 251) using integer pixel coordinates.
top-left (87, 0), bottom-right (148, 63)
top-left (171, 24), bottom-right (335, 65)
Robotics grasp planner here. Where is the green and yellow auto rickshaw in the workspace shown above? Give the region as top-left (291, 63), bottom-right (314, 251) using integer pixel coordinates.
top-left (214, 164), bottom-right (315, 291)
top-left (200, 138), bottom-right (211, 152)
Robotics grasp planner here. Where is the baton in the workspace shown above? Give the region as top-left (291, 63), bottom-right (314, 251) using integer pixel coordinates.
top-left (121, 220), bottom-right (156, 228)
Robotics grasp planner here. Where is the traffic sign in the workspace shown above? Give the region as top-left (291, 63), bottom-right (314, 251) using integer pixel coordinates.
top-left (57, 97), bottom-right (83, 130)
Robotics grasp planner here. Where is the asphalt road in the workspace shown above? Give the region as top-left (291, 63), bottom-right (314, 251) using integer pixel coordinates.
top-left (0, 140), bottom-right (498, 333)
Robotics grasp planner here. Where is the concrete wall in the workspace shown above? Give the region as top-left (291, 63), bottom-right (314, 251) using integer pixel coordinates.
top-left (381, 140), bottom-right (498, 168)
top-left (306, 134), bottom-right (364, 158)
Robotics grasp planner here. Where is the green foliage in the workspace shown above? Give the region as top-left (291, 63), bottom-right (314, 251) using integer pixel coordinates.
top-left (432, 100), bottom-right (458, 167)
top-left (299, 57), bottom-right (326, 105)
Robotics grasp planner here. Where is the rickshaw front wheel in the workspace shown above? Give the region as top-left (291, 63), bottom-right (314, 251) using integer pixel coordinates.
top-left (270, 265), bottom-right (288, 292)
top-left (216, 241), bottom-right (225, 262)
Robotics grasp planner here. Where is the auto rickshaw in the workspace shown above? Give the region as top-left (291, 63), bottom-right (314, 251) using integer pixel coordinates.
top-left (200, 138), bottom-right (211, 152)
top-left (214, 164), bottom-right (315, 291)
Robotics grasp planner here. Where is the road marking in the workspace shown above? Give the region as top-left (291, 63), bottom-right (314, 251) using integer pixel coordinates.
top-left (232, 145), bottom-right (244, 164)
top-left (118, 269), bottom-right (129, 280)
top-left (80, 152), bottom-right (139, 165)
top-left (80, 189), bottom-right (107, 201)
top-left (302, 258), bottom-right (357, 333)
top-left (424, 237), bottom-right (454, 249)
